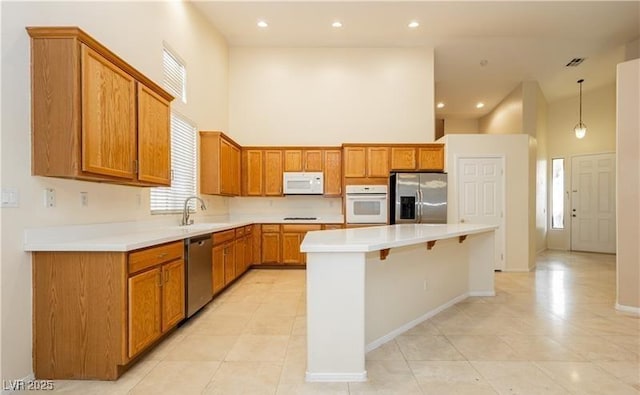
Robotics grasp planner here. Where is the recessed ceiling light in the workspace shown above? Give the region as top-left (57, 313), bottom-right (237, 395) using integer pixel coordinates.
top-left (408, 21), bottom-right (420, 29)
top-left (436, 102), bottom-right (445, 109)
top-left (257, 20), bottom-right (268, 28)
top-left (476, 102), bottom-right (485, 109)
top-left (332, 21), bottom-right (343, 28)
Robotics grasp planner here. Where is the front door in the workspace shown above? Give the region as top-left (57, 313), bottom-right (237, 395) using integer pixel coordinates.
top-left (457, 157), bottom-right (505, 270)
top-left (571, 153), bottom-right (616, 253)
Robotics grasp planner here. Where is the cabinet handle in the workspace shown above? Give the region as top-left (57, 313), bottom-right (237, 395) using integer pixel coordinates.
top-left (157, 252), bottom-right (168, 259)
top-left (156, 272), bottom-right (162, 287)
top-left (164, 270), bottom-right (169, 283)
top-left (133, 159), bottom-right (139, 175)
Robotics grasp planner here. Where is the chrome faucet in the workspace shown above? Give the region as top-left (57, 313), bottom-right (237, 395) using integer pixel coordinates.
top-left (181, 196), bottom-right (207, 226)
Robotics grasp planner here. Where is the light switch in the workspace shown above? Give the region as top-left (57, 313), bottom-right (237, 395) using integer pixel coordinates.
top-left (1, 188), bottom-right (19, 208)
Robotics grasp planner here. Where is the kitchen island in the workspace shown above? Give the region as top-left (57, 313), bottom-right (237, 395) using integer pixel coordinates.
top-left (300, 223), bottom-right (497, 382)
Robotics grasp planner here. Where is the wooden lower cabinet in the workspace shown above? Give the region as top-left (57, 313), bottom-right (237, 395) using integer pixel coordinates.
top-left (261, 230), bottom-right (281, 264)
top-left (32, 240), bottom-right (185, 381)
top-left (127, 246), bottom-right (185, 359)
top-left (282, 224), bottom-right (322, 265)
top-left (212, 243), bottom-right (226, 294)
top-left (128, 268), bottom-right (162, 358)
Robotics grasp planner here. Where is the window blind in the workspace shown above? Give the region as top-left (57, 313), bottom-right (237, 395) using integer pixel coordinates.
top-left (162, 47), bottom-right (186, 103)
top-left (150, 112), bottom-right (196, 214)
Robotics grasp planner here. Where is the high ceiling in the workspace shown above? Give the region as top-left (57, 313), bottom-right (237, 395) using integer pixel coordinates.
top-left (191, 1), bottom-right (640, 118)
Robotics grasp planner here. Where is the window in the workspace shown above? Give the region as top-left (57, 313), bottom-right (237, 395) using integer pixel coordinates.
top-left (551, 158), bottom-right (565, 229)
top-left (162, 46), bottom-right (186, 103)
top-left (150, 112), bottom-right (196, 214)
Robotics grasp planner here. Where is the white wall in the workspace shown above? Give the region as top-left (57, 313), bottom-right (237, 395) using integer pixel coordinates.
top-left (0, 1), bottom-right (229, 382)
top-left (616, 59), bottom-right (640, 310)
top-left (545, 83), bottom-right (617, 250)
top-left (479, 83), bottom-right (523, 134)
top-left (440, 134), bottom-right (534, 271)
top-left (444, 118), bottom-right (479, 134)
top-left (228, 47), bottom-right (435, 145)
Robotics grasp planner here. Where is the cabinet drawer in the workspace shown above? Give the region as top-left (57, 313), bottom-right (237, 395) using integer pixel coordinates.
top-left (129, 241), bottom-right (183, 274)
top-left (244, 225), bottom-right (253, 234)
top-left (282, 224), bottom-right (322, 232)
top-left (262, 224), bottom-right (281, 233)
top-left (213, 230), bottom-right (236, 245)
top-left (235, 227), bottom-right (245, 237)
top-left (323, 224), bottom-right (344, 230)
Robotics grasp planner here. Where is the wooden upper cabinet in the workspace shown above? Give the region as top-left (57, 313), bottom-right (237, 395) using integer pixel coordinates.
top-left (200, 132), bottom-right (241, 196)
top-left (242, 149), bottom-right (264, 196)
top-left (417, 145), bottom-right (445, 171)
top-left (324, 149), bottom-right (342, 196)
top-left (81, 45), bottom-right (137, 180)
top-left (284, 149), bottom-right (323, 172)
top-left (28, 27), bottom-right (173, 187)
top-left (344, 147), bottom-right (367, 177)
top-left (284, 150), bottom-right (303, 172)
top-left (390, 147), bottom-right (417, 170)
top-left (137, 84), bottom-right (171, 185)
top-left (367, 147), bottom-right (390, 177)
top-left (264, 150), bottom-right (283, 196)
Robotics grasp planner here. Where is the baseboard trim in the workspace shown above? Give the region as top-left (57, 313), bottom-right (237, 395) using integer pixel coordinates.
top-left (365, 293), bottom-right (469, 353)
top-left (615, 303), bottom-right (640, 315)
top-left (468, 291), bottom-right (495, 297)
top-left (305, 371), bottom-right (367, 382)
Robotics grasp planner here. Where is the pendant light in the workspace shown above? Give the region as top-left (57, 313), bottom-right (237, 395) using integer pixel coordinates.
top-left (574, 79), bottom-right (587, 139)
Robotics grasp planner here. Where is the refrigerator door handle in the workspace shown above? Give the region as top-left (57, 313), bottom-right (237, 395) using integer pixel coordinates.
top-left (415, 191), bottom-right (420, 223)
top-left (418, 190), bottom-right (423, 223)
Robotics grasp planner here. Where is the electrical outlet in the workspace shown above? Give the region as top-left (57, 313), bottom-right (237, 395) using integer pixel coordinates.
top-left (80, 192), bottom-right (88, 207)
top-left (44, 188), bottom-right (56, 208)
top-left (423, 280), bottom-right (428, 291)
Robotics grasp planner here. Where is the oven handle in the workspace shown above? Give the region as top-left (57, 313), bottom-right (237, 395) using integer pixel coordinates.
top-left (345, 195), bottom-right (388, 200)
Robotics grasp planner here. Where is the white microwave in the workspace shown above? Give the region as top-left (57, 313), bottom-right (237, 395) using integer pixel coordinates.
top-left (283, 172), bottom-right (324, 195)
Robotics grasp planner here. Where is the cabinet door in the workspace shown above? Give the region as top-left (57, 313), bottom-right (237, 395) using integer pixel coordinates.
top-left (304, 150), bottom-right (323, 171)
top-left (282, 232), bottom-right (304, 265)
top-left (324, 149), bottom-right (342, 196)
top-left (161, 260), bottom-right (185, 332)
top-left (224, 242), bottom-right (236, 285)
top-left (81, 45), bottom-right (136, 179)
top-left (261, 232), bottom-right (281, 264)
top-left (128, 268), bottom-right (161, 358)
top-left (212, 244), bottom-right (225, 294)
top-left (343, 147), bottom-right (366, 178)
top-left (137, 83), bottom-right (171, 186)
top-left (244, 234), bottom-right (253, 268)
top-left (284, 150), bottom-right (303, 172)
top-left (390, 147), bottom-right (417, 171)
top-left (234, 236), bottom-right (245, 277)
top-left (243, 149), bottom-right (264, 196)
top-left (264, 150), bottom-right (283, 196)
top-left (367, 147), bottom-right (389, 177)
top-left (417, 146), bottom-right (445, 171)
top-left (220, 139), bottom-right (234, 195)
top-left (231, 144), bottom-right (241, 195)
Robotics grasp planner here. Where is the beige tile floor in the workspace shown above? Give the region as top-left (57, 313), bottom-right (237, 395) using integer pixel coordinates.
top-left (39, 250), bottom-right (639, 394)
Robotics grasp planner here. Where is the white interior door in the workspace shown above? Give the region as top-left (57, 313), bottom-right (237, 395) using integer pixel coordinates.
top-left (571, 153), bottom-right (616, 253)
top-left (458, 157), bottom-right (505, 271)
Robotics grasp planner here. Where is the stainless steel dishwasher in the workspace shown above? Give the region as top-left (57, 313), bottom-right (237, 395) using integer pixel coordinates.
top-left (185, 234), bottom-right (213, 317)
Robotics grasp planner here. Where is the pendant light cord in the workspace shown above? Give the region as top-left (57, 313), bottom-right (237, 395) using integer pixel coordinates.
top-left (578, 78), bottom-right (584, 124)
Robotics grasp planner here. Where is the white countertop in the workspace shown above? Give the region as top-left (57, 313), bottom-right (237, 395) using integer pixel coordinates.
top-left (300, 223), bottom-right (497, 253)
top-left (24, 215), bottom-right (344, 252)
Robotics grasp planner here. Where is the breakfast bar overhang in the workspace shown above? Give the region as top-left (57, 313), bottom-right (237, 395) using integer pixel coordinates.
top-left (300, 223), bottom-right (497, 382)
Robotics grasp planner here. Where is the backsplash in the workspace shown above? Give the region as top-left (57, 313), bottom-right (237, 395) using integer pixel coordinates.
top-left (229, 196), bottom-right (342, 216)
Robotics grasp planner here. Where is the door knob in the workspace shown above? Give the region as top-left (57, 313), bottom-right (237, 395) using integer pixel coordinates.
top-left (572, 214), bottom-right (576, 217)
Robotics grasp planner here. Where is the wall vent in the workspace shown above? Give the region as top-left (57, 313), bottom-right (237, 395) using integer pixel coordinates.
top-left (566, 58), bottom-right (586, 67)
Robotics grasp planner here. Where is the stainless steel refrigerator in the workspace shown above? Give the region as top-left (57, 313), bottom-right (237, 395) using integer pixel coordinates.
top-left (390, 172), bottom-right (447, 224)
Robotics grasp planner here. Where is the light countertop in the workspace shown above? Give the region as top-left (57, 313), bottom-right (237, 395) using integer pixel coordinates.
top-left (300, 223), bottom-right (497, 253)
top-left (24, 214), bottom-right (344, 252)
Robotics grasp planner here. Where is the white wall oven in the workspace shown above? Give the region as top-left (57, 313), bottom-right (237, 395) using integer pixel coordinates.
top-left (345, 185), bottom-right (388, 224)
